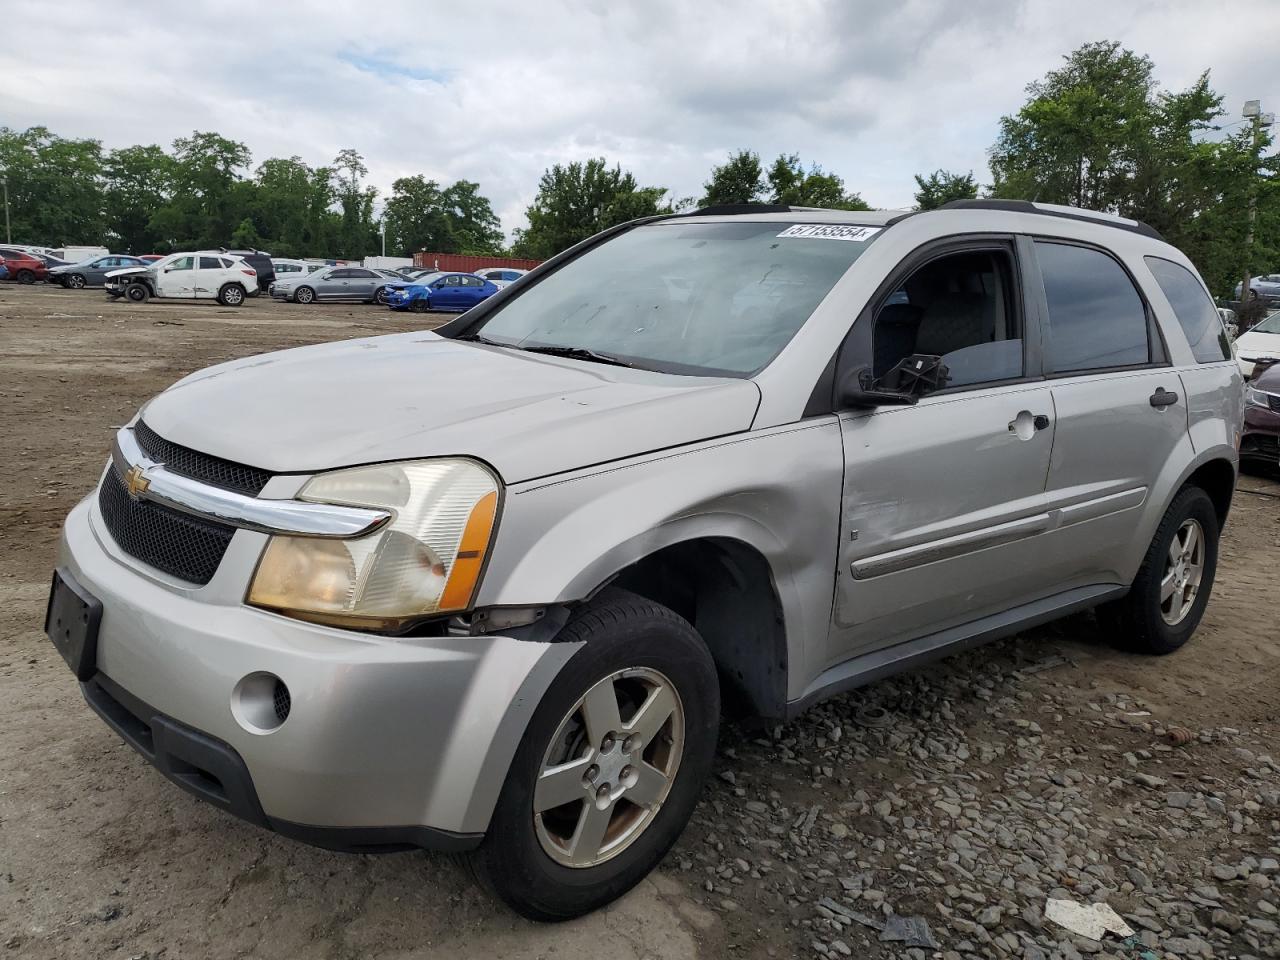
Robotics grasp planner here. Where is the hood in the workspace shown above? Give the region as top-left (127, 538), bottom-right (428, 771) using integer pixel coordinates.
top-left (105, 265), bottom-right (152, 279)
top-left (140, 332), bottom-right (761, 483)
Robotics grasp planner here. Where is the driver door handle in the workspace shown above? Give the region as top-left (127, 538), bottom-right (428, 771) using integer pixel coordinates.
top-left (1033, 414), bottom-right (1051, 431)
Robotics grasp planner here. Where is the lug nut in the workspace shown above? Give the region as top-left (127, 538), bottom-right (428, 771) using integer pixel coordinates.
top-left (601, 735), bottom-right (615, 752)
top-left (621, 765), bottom-right (634, 781)
top-left (596, 784), bottom-right (610, 800)
top-left (622, 735), bottom-right (637, 753)
top-left (583, 764), bottom-right (600, 785)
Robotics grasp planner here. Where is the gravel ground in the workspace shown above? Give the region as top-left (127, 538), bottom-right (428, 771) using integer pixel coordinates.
top-left (1, 283), bottom-right (1278, 959)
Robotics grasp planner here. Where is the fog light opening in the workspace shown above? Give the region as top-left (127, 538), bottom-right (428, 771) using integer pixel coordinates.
top-left (231, 672), bottom-right (290, 734)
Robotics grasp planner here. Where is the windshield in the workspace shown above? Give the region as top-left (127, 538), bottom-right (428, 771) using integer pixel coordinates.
top-left (1253, 311), bottom-right (1280, 335)
top-left (466, 220), bottom-right (881, 376)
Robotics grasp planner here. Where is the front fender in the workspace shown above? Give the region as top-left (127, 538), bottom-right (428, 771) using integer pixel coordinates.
top-left (476, 420), bottom-right (846, 699)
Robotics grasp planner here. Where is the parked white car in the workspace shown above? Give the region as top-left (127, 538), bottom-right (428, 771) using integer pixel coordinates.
top-left (1235, 310), bottom-right (1280, 379)
top-left (473, 267), bottom-right (528, 290)
top-left (268, 259), bottom-right (325, 292)
top-left (104, 252), bottom-right (258, 306)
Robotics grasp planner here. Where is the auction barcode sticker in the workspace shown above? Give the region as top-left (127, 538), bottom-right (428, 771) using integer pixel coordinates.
top-left (777, 224), bottom-right (881, 242)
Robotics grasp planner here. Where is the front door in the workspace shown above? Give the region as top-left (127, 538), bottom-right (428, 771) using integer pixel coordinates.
top-left (155, 256), bottom-right (195, 297)
top-left (828, 241), bottom-right (1058, 668)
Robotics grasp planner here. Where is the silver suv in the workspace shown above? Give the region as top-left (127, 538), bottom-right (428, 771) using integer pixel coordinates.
top-left (47, 200), bottom-right (1243, 920)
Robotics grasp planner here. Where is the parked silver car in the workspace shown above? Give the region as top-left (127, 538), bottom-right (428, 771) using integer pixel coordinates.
top-left (269, 265), bottom-right (396, 304)
top-left (49, 254), bottom-right (149, 288)
top-left (48, 201), bottom-right (1242, 920)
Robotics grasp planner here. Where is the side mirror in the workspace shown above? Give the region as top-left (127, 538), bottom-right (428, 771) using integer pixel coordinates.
top-left (837, 366), bottom-right (918, 409)
top-left (837, 355), bottom-right (950, 409)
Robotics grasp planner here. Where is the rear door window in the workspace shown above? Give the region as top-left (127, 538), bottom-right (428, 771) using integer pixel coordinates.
top-left (198, 256), bottom-right (222, 270)
top-left (1035, 241), bottom-right (1150, 373)
top-left (1144, 257), bottom-right (1231, 362)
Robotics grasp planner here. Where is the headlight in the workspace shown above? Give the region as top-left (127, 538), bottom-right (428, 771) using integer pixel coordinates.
top-left (1246, 385), bottom-right (1271, 408)
top-left (248, 459), bottom-right (500, 631)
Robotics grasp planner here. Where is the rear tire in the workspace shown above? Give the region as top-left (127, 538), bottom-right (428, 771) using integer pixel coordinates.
top-left (375, 286), bottom-right (389, 305)
top-left (123, 282), bottom-right (149, 303)
top-left (16, 269), bottom-right (35, 284)
top-left (465, 589), bottom-right (719, 921)
top-left (67, 273), bottom-right (87, 289)
top-left (217, 283), bottom-right (245, 306)
top-left (1097, 485), bottom-right (1219, 655)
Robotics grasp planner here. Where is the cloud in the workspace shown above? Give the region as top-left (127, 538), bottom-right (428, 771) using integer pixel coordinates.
top-left (3, 0), bottom-right (1277, 239)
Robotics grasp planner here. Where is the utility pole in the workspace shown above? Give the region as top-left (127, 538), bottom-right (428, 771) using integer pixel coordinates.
top-left (1239, 101), bottom-right (1274, 325)
top-left (2, 176), bottom-right (9, 244)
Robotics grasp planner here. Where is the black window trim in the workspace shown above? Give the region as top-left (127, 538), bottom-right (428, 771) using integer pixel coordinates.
top-left (806, 232), bottom-right (1047, 416)
top-left (1026, 235), bottom-right (1172, 380)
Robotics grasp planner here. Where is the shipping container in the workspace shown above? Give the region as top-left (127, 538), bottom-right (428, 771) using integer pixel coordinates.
top-left (363, 255), bottom-right (415, 270)
top-left (411, 252), bottom-right (543, 273)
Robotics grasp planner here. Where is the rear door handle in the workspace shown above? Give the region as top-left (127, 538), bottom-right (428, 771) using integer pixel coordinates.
top-left (1150, 388), bottom-right (1179, 408)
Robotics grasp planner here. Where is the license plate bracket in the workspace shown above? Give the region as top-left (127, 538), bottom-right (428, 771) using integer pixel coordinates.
top-left (45, 567), bottom-right (102, 681)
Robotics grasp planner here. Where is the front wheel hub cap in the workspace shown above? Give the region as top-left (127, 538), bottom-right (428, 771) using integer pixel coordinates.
top-left (533, 666), bottom-right (684, 868)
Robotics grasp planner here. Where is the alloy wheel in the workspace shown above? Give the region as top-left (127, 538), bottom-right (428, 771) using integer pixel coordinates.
top-left (1160, 518), bottom-right (1204, 625)
top-left (533, 667), bottom-right (684, 868)
top-left (68, 274), bottom-right (86, 289)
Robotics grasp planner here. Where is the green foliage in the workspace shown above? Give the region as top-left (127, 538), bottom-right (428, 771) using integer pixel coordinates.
top-left (701, 150), bottom-right (764, 206)
top-left (0, 126), bottom-right (106, 245)
top-left (765, 154), bottom-right (870, 210)
top-left (990, 40), bottom-right (1279, 295)
top-left (913, 169), bottom-right (978, 210)
top-left (103, 145), bottom-right (174, 252)
top-left (512, 158), bottom-right (672, 259)
top-left (384, 176), bottom-right (504, 256)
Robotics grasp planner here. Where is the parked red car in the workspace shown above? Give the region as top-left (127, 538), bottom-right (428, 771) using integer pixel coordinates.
top-left (0, 248), bottom-right (50, 283)
top-left (138, 254), bottom-right (165, 262)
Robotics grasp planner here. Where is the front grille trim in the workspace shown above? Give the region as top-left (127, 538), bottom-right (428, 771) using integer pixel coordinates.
top-left (97, 467), bottom-right (236, 586)
top-left (134, 420), bottom-right (272, 496)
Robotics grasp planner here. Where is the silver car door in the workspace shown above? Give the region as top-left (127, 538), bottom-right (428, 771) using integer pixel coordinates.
top-left (827, 239), bottom-right (1055, 672)
top-left (1032, 241), bottom-right (1192, 590)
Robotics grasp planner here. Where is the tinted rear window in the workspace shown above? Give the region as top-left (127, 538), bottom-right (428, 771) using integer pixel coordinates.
top-left (1145, 257), bottom-right (1230, 362)
top-left (1036, 241), bottom-right (1150, 373)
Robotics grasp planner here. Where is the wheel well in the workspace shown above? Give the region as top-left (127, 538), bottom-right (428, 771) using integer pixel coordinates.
top-left (1183, 458), bottom-right (1235, 527)
top-left (608, 538), bottom-right (788, 719)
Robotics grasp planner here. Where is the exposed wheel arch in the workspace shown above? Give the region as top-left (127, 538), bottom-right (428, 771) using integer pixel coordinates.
top-left (603, 537), bottom-right (788, 720)
top-left (1182, 457), bottom-right (1235, 528)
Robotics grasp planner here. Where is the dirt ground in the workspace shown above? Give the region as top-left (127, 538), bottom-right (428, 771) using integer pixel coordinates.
top-left (0, 283), bottom-right (1277, 960)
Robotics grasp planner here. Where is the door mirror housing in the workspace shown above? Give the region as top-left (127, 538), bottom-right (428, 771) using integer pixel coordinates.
top-left (837, 355), bottom-right (950, 409)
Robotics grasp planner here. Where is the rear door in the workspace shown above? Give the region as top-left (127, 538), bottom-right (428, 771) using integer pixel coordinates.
top-left (193, 255), bottom-right (226, 298)
top-left (1031, 240), bottom-right (1190, 588)
top-left (830, 237), bottom-right (1059, 664)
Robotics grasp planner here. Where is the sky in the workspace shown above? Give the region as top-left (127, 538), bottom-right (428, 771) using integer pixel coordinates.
top-left (4, 0), bottom-right (1278, 241)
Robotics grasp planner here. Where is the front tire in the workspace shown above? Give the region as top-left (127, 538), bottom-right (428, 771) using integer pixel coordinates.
top-left (293, 286), bottom-right (315, 304)
top-left (217, 283), bottom-right (245, 306)
top-left (409, 298), bottom-right (430, 313)
top-left (466, 589), bottom-right (719, 921)
top-left (1098, 485), bottom-right (1219, 654)
top-left (123, 282), bottom-right (149, 303)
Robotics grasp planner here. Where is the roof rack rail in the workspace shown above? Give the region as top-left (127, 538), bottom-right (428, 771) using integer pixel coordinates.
top-left (936, 199), bottom-right (1164, 241)
top-left (685, 203), bottom-right (792, 217)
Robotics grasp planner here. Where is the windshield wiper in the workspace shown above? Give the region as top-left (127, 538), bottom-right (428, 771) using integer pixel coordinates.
top-left (516, 344), bottom-right (638, 368)
top-left (455, 334), bottom-right (508, 347)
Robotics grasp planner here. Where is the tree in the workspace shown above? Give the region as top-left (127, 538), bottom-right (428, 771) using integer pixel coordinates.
top-left (103, 144), bottom-right (174, 252)
top-left (913, 169), bottom-right (978, 210)
top-left (0, 126), bottom-right (106, 245)
top-left (989, 40), bottom-right (1280, 295)
top-left (701, 150), bottom-right (764, 206)
top-left (766, 154), bottom-right (870, 210)
top-left (512, 158), bottom-right (671, 259)
top-left (149, 131), bottom-right (251, 248)
top-left (330, 148), bottom-right (378, 258)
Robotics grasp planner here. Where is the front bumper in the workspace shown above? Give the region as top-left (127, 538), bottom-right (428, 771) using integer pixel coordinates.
top-left (56, 495), bottom-right (579, 845)
top-left (384, 292), bottom-right (417, 310)
top-left (1242, 402), bottom-right (1280, 463)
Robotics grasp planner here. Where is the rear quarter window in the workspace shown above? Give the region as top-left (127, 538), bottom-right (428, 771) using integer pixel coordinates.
top-left (1144, 256), bottom-right (1231, 362)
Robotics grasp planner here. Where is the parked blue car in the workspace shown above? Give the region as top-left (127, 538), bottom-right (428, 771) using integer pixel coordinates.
top-left (385, 271), bottom-right (499, 313)
top-left (0, 264), bottom-right (8, 282)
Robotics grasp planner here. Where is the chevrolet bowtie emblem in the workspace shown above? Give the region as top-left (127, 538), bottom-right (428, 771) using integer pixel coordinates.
top-left (124, 464), bottom-right (151, 499)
